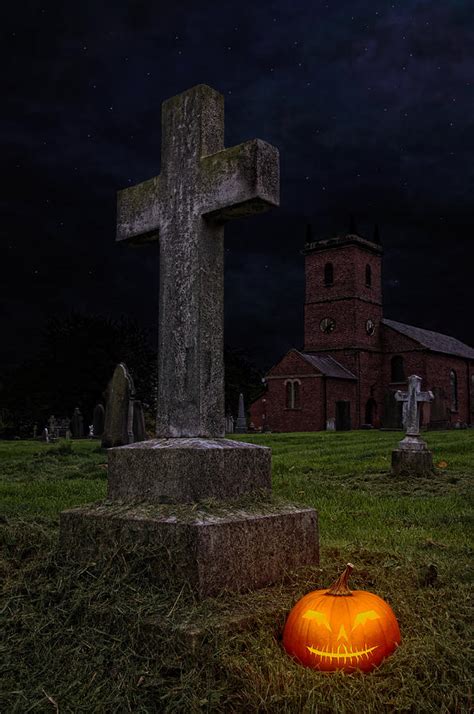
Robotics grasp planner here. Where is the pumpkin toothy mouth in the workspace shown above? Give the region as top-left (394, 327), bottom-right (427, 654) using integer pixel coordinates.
top-left (306, 643), bottom-right (379, 663)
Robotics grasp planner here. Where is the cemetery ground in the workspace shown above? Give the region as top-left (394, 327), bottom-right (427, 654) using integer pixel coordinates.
top-left (1, 431), bottom-right (472, 713)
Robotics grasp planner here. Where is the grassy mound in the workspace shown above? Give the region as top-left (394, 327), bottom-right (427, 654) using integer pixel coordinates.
top-left (1, 432), bottom-right (473, 712)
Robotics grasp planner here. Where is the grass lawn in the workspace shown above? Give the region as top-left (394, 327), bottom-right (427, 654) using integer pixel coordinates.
top-left (1, 431), bottom-right (473, 712)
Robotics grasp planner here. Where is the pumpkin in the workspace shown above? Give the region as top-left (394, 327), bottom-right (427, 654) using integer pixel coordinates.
top-left (283, 563), bottom-right (401, 673)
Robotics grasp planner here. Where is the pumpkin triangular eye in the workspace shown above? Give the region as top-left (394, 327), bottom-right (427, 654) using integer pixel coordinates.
top-left (337, 623), bottom-right (348, 640)
top-left (302, 610), bottom-right (332, 631)
top-left (351, 610), bottom-right (381, 631)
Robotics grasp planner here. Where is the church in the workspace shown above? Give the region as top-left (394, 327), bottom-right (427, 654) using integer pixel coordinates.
top-left (250, 227), bottom-right (474, 432)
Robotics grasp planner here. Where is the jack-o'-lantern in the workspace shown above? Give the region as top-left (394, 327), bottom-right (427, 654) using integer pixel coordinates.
top-left (283, 563), bottom-right (401, 673)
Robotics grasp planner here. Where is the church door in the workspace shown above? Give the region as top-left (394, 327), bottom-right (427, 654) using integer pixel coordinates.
top-left (364, 398), bottom-right (377, 426)
top-left (335, 401), bottom-right (351, 431)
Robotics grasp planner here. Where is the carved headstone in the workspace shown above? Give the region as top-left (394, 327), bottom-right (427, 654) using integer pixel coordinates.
top-left (92, 403), bottom-right (105, 437)
top-left (48, 415), bottom-right (57, 438)
top-left (391, 375), bottom-right (434, 476)
top-left (102, 364), bottom-right (135, 448)
top-left (60, 84), bottom-right (318, 597)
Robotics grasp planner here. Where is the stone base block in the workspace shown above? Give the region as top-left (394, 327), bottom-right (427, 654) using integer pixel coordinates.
top-left (391, 448), bottom-right (434, 476)
top-left (107, 438), bottom-right (271, 503)
top-left (59, 500), bottom-right (319, 597)
top-left (398, 435), bottom-right (429, 451)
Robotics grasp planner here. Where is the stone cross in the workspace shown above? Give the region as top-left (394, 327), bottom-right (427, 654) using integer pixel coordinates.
top-left (116, 84), bottom-right (279, 438)
top-left (395, 375), bottom-right (434, 441)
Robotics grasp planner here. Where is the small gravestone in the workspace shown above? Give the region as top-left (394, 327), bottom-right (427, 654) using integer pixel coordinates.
top-left (57, 418), bottom-right (71, 438)
top-left (92, 403), bottom-right (105, 437)
top-left (48, 415), bottom-right (57, 439)
top-left (391, 375), bottom-right (434, 476)
top-left (225, 414), bottom-right (234, 434)
top-left (41, 427), bottom-right (49, 443)
top-left (60, 84), bottom-right (318, 597)
top-left (132, 400), bottom-right (146, 442)
top-left (102, 364), bottom-right (135, 448)
top-left (235, 393), bottom-right (248, 433)
top-left (71, 407), bottom-right (84, 438)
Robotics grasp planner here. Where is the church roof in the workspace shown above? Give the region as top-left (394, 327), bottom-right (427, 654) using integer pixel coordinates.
top-left (297, 352), bottom-right (357, 380)
top-left (382, 319), bottom-right (474, 360)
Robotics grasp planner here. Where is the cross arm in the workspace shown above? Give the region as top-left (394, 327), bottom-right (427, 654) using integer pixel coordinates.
top-left (200, 139), bottom-right (279, 222)
top-left (116, 175), bottom-right (162, 244)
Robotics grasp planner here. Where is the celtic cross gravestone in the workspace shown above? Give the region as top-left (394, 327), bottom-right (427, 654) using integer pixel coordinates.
top-left (392, 375), bottom-right (434, 476)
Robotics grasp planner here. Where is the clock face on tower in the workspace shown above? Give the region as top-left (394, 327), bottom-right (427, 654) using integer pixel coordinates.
top-left (320, 317), bottom-right (336, 334)
top-left (366, 319), bottom-right (375, 336)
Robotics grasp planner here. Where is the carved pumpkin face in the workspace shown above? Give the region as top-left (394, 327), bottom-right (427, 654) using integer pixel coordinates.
top-left (283, 565), bottom-right (401, 673)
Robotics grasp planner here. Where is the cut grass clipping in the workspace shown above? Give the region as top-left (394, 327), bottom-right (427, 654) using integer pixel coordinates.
top-left (1, 431), bottom-right (473, 712)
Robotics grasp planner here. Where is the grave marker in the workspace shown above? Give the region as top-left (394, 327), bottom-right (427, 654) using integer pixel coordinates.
top-left (391, 375), bottom-right (434, 475)
top-left (60, 84), bottom-right (318, 596)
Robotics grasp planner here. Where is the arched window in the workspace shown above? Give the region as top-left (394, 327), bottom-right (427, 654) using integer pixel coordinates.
top-left (450, 370), bottom-right (458, 411)
top-left (324, 262), bottom-right (334, 286)
top-left (391, 355), bottom-right (405, 382)
top-left (293, 381), bottom-right (300, 409)
top-left (365, 264), bottom-right (372, 287)
top-left (285, 380), bottom-right (301, 409)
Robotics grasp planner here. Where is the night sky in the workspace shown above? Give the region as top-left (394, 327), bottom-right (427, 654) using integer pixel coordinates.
top-left (3, 0), bottom-right (473, 372)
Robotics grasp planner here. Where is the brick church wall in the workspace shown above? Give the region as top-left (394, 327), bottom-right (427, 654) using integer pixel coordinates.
top-left (252, 376), bottom-right (325, 432)
top-left (325, 379), bottom-right (358, 427)
top-left (250, 350), bottom-right (326, 431)
top-left (250, 233), bottom-right (473, 432)
top-left (425, 353), bottom-right (472, 426)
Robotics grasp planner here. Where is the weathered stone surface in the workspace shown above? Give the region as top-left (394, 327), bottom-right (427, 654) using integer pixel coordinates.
top-left (102, 363), bottom-right (135, 448)
top-left (107, 438), bottom-right (271, 503)
top-left (391, 448), bottom-right (434, 476)
top-left (390, 375), bottom-right (435, 476)
top-left (59, 84), bottom-right (319, 597)
top-left (395, 375), bottom-right (434, 437)
top-left (116, 84), bottom-right (279, 438)
top-left (59, 500), bottom-right (319, 597)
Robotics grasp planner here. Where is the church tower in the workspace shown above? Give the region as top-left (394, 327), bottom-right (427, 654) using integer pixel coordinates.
top-left (303, 225), bottom-right (383, 353)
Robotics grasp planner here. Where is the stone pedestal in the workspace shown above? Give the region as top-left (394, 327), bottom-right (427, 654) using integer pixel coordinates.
top-left (107, 438), bottom-right (271, 503)
top-left (59, 499), bottom-right (319, 597)
top-left (391, 436), bottom-right (434, 476)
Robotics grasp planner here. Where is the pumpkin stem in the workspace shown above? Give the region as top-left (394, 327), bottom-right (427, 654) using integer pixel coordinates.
top-left (326, 563), bottom-right (354, 596)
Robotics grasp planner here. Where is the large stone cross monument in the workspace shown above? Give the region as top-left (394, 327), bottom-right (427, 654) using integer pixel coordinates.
top-left (60, 85), bottom-right (318, 596)
top-left (117, 84), bottom-right (278, 439)
top-left (391, 374), bottom-right (434, 476)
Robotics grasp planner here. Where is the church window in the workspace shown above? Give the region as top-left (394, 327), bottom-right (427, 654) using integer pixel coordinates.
top-left (324, 262), bottom-right (334, 286)
top-left (450, 370), bottom-right (458, 411)
top-left (365, 264), bottom-right (372, 287)
top-left (391, 355), bottom-right (405, 382)
top-left (285, 380), bottom-right (301, 409)
top-left (293, 381), bottom-right (301, 408)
